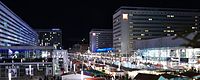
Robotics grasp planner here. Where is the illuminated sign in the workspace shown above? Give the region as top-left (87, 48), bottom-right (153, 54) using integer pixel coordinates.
top-left (96, 48), bottom-right (113, 52)
top-left (122, 13), bottom-right (128, 20)
top-left (52, 29), bottom-right (60, 31)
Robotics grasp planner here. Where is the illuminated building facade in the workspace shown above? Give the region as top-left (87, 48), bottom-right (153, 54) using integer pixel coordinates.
top-left (0, 1), bottom-right (38, 46)
top-left (36, 29), bottom-right (62, 50)
top-left (0, 46), bottom-right (55, 78)
top-left (134, 33), bottom-right (200, 68)
top-left (89, 29), bottom-right (113, 52)
top-left (0, 1), bottom-right (64, 79)
top-left (113, 6), bottom-right (200, 55)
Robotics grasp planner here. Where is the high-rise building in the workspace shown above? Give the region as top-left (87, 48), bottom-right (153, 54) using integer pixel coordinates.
top-left (0, 1), bottom-right (57, 78)
top-left (90, 29), bottom-right (113, 52)
top-left (37, 28), bottom-right (62, 49)
top-left (0, 1), bottom-right (38, 46)
top-left (113, 6), bottom-right (200, 56)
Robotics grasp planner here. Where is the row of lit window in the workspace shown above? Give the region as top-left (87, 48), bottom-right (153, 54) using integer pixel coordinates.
top-left (0, 37), bottom-right (20, 45)
top-left (128, 13), bottom-right (175, 18)
top-left (0, 27), bottom-right (35, 45)
top-left (163, 30), bottom-right (175, 32)
top-left (0, 21), bottom-right (36, 44)
top-left (0, 15), bottom-right (37, 41)
top-left (0, 11), bottom-right (34, 36)
top-left (129, 25), bottom-right (199, 32)
top-left (129, 34), bottom-right (177, 40)
top-left (0, 22), bottom-right (34, 42)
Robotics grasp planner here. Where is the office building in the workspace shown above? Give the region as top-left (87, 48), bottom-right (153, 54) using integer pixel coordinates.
top-left (0, 1), bottom-right (38, 46)
top-left (113, 6), bottom-right (200, 56)
top-left (36, 28), bottom-right (62, 50)
top-left (90, 29), bottom-right (113, 52)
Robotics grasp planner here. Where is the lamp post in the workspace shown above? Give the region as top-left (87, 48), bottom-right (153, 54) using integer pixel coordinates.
top-left (8, 72), bottom-right (11, 80)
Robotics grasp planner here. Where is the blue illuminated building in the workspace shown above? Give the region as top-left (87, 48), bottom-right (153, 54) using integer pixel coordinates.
top-left (96, 48), bottom-right (113, 52)
top-left (89, 29), bottom-right (113, 52)
top-left (0, 1), bottom-right (38, 46)
top-left (0, 1), bottom-right (57, 79)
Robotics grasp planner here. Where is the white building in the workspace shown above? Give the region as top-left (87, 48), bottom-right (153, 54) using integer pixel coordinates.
top-left (113, 6), bottom-right (200, 56)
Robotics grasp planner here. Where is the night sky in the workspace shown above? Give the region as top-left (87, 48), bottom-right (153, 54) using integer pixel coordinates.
top-left (1, 0), bottom-right (200, 49)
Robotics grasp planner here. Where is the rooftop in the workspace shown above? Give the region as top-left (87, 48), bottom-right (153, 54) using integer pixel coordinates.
top-left (115, 6), bottom-right (200, 13)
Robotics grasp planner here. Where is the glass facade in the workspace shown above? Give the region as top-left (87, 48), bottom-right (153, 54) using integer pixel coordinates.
top-left (0, 1), bottom-right (38, 46)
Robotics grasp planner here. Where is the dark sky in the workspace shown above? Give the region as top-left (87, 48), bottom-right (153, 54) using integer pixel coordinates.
top-left (1, 0), bottom-right (200, 49)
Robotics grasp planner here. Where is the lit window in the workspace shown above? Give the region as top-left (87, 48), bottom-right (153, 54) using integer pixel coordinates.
top-left (137, 38), bottom-right (141, 40)
top-left (92, 33), bottom-right (96, 36)
top-left (116, 19), bottom-right (119, 22)
top-left (141, 34), bottom-right (145, 36)
top-left (171, 30), bottom-right (174, 32)
top-left (148, 18), bottom-right (153, 21)
top-left (167, 26), bottom-right (171, 28)
top-left (195, 23), bottom-right (198, 25)
top-left (174, 34), bottom-right (177, 36)
top-left (129, 22), bottom-right (133, 24)
top-left (167, 15), bottom-right (171, 17)
top-left (130, 26), bottom-right (133, 28)
top-left (167, 30), bottom-right (171, 32)
top-left (195, 16), bottom-right (198, 18)
top-left (129, 14), bottom-right (133, 16)
top-left (167, 15), bottom-right (174, 18)
top-left (3, 22), bottom-right (7, 27)
top-left (195, 19), bottom-right (198, 22)
top-left (145, 30), bottom-right (149, 32)
top-left (123, 14), bottom-right (128, 20)
top-left (192, 27), bottom-right (197, 29)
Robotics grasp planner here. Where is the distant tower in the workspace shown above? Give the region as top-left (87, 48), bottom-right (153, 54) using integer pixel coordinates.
top-left (36, 28), bottom-right (62, 49)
